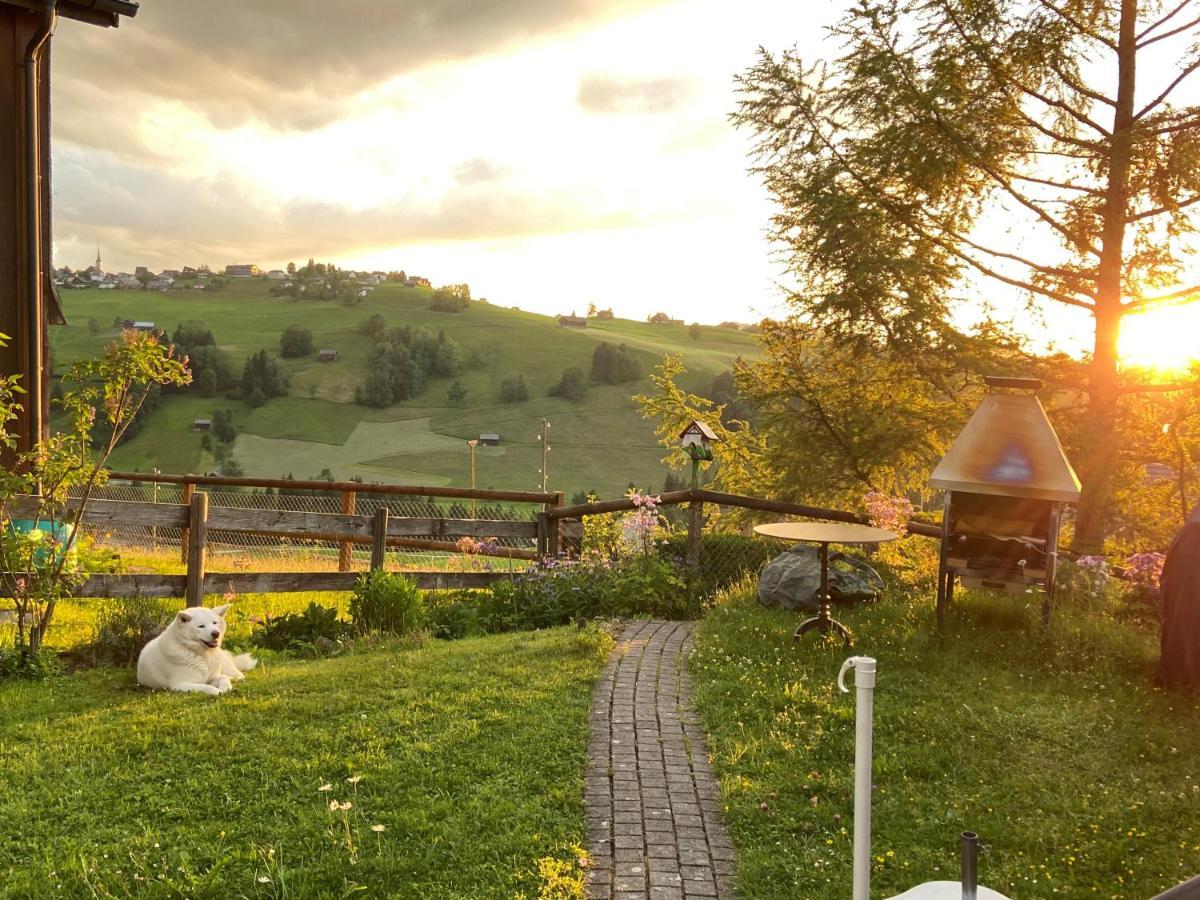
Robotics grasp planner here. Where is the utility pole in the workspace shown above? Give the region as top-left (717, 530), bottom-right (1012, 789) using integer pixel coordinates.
top-left (538, 419), bottom-right (550, 493)
top-left (466, 439), bottom-right (478, 518)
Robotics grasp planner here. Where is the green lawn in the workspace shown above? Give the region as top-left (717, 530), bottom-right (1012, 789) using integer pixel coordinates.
top-left (0, 626), bottom-right (606, 898)
top-left (689, 588), bottom-right (1200, 899)
top-left (50, 283), bottom-right (755, 496)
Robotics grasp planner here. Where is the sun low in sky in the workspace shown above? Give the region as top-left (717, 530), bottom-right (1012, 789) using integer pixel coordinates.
top-left (1119, 304), bottom-right (1200, 373)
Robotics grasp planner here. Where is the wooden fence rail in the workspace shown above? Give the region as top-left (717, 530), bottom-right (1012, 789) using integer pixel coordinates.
top-left (6, 493), bottom-right (530, 603)
top-left (537, 487), bottom-right (941, 561)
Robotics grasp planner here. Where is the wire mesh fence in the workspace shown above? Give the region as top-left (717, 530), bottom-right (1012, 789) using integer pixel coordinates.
top-left (74, 478), bottom-right (541, 574)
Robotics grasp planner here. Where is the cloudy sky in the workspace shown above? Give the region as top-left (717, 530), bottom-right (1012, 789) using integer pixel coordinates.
top-left (50, 0), bottom-right (839, 323)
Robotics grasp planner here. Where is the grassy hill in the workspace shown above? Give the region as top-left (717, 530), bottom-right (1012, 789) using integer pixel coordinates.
top-left (50, 280), bottom-right (759, 498)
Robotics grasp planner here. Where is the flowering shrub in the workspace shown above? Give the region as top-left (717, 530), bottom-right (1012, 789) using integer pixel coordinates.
top-left (1124, 551), bottom-right (1165, 601)
top-left (863, 491), bottom-right (915, 536)
top-left (0, 329), bottom-right (190, 662)
top-left (427, 554), bottom-right (693, 639)
top-left (624, 492), bottom-right (662, 556)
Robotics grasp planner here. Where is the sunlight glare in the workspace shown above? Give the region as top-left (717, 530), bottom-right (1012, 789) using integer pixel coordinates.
top-left (1119, 304), bottom-right (1200, 372)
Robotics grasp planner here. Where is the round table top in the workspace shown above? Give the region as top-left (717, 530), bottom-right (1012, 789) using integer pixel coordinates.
top-left (753, 521), bottom-right (899, 545)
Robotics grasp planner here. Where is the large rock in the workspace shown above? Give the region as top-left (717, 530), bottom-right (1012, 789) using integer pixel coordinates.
top-left (757, 545), bottom-right (884, 612)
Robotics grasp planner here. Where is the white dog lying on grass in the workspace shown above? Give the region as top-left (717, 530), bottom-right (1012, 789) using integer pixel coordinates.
top-left (137, 603), bottom-right (257, 696)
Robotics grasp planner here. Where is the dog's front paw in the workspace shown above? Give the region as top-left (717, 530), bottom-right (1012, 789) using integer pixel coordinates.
top-left (213, 675), bottom-right (233, 693)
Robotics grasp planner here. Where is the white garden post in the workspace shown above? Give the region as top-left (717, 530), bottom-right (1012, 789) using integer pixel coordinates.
top-left (838, 655), bottom-right (877, 900)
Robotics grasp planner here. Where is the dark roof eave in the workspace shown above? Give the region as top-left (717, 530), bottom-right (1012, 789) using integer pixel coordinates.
top-left (0, 0), bottom-right (138, 28)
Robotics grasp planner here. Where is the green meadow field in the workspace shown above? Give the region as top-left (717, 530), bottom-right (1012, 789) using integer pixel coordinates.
top-left (50, 280), bottom-right (758, 498)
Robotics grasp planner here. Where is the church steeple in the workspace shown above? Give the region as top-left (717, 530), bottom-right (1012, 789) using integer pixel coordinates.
top-left (95, 247), bottom-right (102, 271)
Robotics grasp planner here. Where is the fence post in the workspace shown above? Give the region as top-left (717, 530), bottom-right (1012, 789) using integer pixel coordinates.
top-left (339, 489), bottom-right (356, 572)
top-left (536, 512), bottom-right (548, 559)
top-left (370, 506), bottom-right (389, 571)
top-left (180, 479), bottom-right (195, 564)
top-left (686, 492), bottom-right (704, 568)
top-left (548, 491), bottom-right (564, 558)
top-left (184, 491), bottom-right (208, 607)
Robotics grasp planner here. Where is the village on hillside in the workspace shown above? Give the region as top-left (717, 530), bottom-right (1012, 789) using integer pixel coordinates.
top-left (52, 251), bottom-right (432, 296)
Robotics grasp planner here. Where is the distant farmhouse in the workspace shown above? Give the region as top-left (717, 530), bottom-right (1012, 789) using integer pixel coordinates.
top-left (318, 349), bottom-right (338, 362)
top-left (479, 433), bottom-right (500, 446)
top-left (225, 264), bottom-right (261, 278)
top-left (403, 276), bottom-right (431, 288)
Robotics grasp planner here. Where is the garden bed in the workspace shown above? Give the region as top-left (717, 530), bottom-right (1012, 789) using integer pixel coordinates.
top-left (689, 589), bottom-right (1200, 898)
top-left (0, 626), bottom-right (606, 897)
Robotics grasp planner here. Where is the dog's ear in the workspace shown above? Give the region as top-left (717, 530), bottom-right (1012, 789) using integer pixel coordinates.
top-left (177, 611), bottom-right (193, 623)
top-left (211, 603), bottom-right (231, 618)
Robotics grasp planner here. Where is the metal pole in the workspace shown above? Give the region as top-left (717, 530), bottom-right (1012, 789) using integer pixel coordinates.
top-left (838, 656), bottom-right (878, 900)
top-left (151, 468), bottom-right (159, 552)
top-left (466, 439), bottom-right (478, 519)
top-left (961, 831), bottom-right (979, 900)
top-left (540, 419), bottom-right (549, 493)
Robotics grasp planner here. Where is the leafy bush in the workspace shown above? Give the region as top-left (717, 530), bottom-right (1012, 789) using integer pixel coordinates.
top-left (241, 350), bottom-right (289, 402)
top-left (590, 341), bottom-right (643, 384)
top-left (280, 324), bottom-right (314, 358)
top-left (350, 571), bottom-right (427, 636)
top-left (429, 290), bottom-right (469, 312)
top-left (250, 602), bottom-right (349, 653)
top-left (81, 596), bottom-right (178, 667)
top-left (429, 556), bottom-right (694, 639)
top-left (656, 532), bottom-right (777, 599)
top-left (548, 367), bottom-right (587, 401)
top-left (499, 374), bottom-right (529, 403)
top-left (0, 646), bottom-right (61, 679)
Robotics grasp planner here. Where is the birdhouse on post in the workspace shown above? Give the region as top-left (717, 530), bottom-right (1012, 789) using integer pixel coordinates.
top-left (679, 420), bottom-right (719, 493)
top-left (679, 420), bottom-right (718, 454)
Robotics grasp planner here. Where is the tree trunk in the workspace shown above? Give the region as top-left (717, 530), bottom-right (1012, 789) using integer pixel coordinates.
top-left (1074, 0), bottom-right (1138, 553)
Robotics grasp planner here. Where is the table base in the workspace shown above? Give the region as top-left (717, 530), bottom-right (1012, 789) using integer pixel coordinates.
top-left (793, 612), bottom-right (852, 647)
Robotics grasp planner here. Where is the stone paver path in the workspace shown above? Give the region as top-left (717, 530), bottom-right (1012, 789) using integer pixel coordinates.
top-left (585, 621), bottom-right (736, 899)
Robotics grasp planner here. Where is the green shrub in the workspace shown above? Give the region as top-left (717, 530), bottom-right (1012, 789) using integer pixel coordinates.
top-left (656, 532), bottom-right (777, 599)
top-left (428, 556), bottom-right (694, 641)
top-left (350, 571), bottom-right (426, 636)
top-left (82, 596), bottom-right (178, 667)
top-left (0, 646), bottom-right (61, 679)
top-left (250, 602), bottom-right (349, 653)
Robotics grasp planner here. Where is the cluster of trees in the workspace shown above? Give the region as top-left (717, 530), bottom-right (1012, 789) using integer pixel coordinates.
top-left (280, 325), bottom-right (314, 358)
top-left (356, 322), bottom-right (467, 408)
top-left (200, 408), bottom-right (241, 475)
top-left (590, 342), bottom-right (643, 385)
top-left (500, 374), bottom-right (529, 403)
top-left (170, 321), bottom-right (236, 397)
top-left (549, 367), bottom-right (588, 402)
top-left (429, 286), bottom-right (470, 313)
top-left (241, 350), bottom-right (289, 408)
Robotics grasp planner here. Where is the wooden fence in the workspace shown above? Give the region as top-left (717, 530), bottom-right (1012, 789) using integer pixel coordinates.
top-left (7, 492), bottom-right (540, 604)
top-left (105, 470), bottom-right (563, 570)
top-left (540, 487), bottom-right (941, 563)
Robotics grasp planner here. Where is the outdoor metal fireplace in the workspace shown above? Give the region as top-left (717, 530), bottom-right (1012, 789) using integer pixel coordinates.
top-left (929, 376), bottom-right (1081, 629)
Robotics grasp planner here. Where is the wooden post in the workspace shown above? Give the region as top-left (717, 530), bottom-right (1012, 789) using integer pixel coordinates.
top-left (686, 495), bottom-right (704, 568)
top-left (370, 506), bottom-right (389, 571)
top-left (547, 491), bottom-right (564, 558)
top-left (536, 512), bottom-right (548, 559)
top-left (339, 490), bottom-right (356, 571)
top-left (184, 491), bottom-right (208, 607)
top-left (180, 479), bottom-right (195, 563)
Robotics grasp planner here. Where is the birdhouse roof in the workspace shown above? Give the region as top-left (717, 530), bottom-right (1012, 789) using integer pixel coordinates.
top-left (679, 420), bottom-right (719, 440)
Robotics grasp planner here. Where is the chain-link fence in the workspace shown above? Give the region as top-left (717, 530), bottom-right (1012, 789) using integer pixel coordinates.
top-left (75, 478), bottom-right (541, 574)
